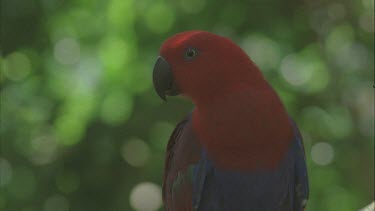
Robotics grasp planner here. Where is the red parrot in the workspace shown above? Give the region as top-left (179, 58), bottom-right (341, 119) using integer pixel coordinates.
top-left (152, 31), bottom-right (309, 211)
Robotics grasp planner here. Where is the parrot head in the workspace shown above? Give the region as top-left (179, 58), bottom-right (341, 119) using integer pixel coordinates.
top-left (153, 31), bottom-right (296, 171)
top-left (153, 31), bottom-right (264, 103)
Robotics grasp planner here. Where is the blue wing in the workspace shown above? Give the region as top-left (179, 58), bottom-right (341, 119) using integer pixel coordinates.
top-left (163, 114), bottom-right (210, 211)
top-left (290, 119), bottom-right (309, 210)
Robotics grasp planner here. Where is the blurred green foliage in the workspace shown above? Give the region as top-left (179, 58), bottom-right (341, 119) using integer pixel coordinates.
top-left (0, 0), bottom-right (374, 211)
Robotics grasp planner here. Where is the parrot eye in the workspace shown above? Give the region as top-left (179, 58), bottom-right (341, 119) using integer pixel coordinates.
top-left (184, 48), bottom-right (197, 60)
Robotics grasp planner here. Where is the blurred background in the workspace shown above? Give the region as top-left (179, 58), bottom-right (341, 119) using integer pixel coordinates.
top-left (1, 0), bottom-right (374, 210)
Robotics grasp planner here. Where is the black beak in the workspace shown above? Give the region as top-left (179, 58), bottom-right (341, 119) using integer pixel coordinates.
top-left (153, 56), bottom-right (180, 101)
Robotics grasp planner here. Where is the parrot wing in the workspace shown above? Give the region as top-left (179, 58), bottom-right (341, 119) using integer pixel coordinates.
top-left (163, 113), bottom-right (211, 211)
top-left (290, 119), bottom-right (309, 210)
top-left (163, 115), bottom-right (309, 211)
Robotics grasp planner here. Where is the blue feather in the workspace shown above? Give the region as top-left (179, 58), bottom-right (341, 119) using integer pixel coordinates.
top-left (163, 115), bottom-right (309, 211)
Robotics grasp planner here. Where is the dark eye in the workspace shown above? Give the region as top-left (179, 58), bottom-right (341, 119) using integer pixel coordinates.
top-left (184, 48), bottom-right (197, 60)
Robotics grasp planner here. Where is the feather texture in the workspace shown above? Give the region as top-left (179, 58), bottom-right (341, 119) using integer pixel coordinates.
top-left (163, 114), bottom-right (309, 211)
top-left (157, 31), bottom-right (309, 211)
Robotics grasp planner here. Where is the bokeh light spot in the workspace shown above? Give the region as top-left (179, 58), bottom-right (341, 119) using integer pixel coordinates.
top-left (301, 106), bottom-right (330, 137)
top-left (324, 24), bottom-right (369, 71)
top-left (280, 45), bottom-right (330, 93)
top-left (100, 91), bottom-right (134, 125)
top-left (75, 56), bottom-right (102, 94)
top-left (107, 0), bottom-right (135, 28)
top-left (54, 37), bottom-right (80, 65)
top-left (122, 138), bottom-right (151, 167)
top-left (324, 107), bottom-right (353, 139)
top-left (100, 36), bottom-right (130, 70)
top-left (130, 182), bottom-right (162, 211)
top-left (144, 3), bottom-right (175, 34)
top-left (280, 54), bottom-right (313, 86)
top-left (43, 194), bottom-right (69, 211)
top-left (326, 24), bottom-right (354, 53)
top-left (99, 35), bottom-right (137, 83)
top-left (242, 34), bottom-right (281, 71)
top-left (311, 142), bottom-right (334, 166)
top-left (55, 114), bottom-right (86, 146)
top-left (2, 52), bottom-right (31, 81)
top-left (0, 158), bottom-right (12, 186)
top-left (29, 134), bottom-right (58, 165)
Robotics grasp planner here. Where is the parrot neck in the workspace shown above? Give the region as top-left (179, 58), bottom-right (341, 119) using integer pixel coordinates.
top-left (191, 84), bottom-right (294, 171)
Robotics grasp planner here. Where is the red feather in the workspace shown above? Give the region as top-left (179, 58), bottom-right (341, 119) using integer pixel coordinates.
top-left (161, 31), bottom-right (293, 170)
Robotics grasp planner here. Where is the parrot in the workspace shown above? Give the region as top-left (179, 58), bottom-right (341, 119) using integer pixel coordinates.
top-left (152, 31), bottom-right (309, 211)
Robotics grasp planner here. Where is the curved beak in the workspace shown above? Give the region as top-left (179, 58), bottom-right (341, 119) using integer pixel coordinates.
top-left (152, 56), bottom-right (180, 101)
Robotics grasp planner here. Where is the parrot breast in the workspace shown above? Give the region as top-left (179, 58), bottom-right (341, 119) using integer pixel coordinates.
top-left (192, 85), bottom-right (294, 171)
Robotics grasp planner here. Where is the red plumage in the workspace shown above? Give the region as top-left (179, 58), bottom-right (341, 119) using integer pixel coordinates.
top-left (154, 30), bottom-right (309, 210)
top-left (160, 31), bottom-right (293, 170)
